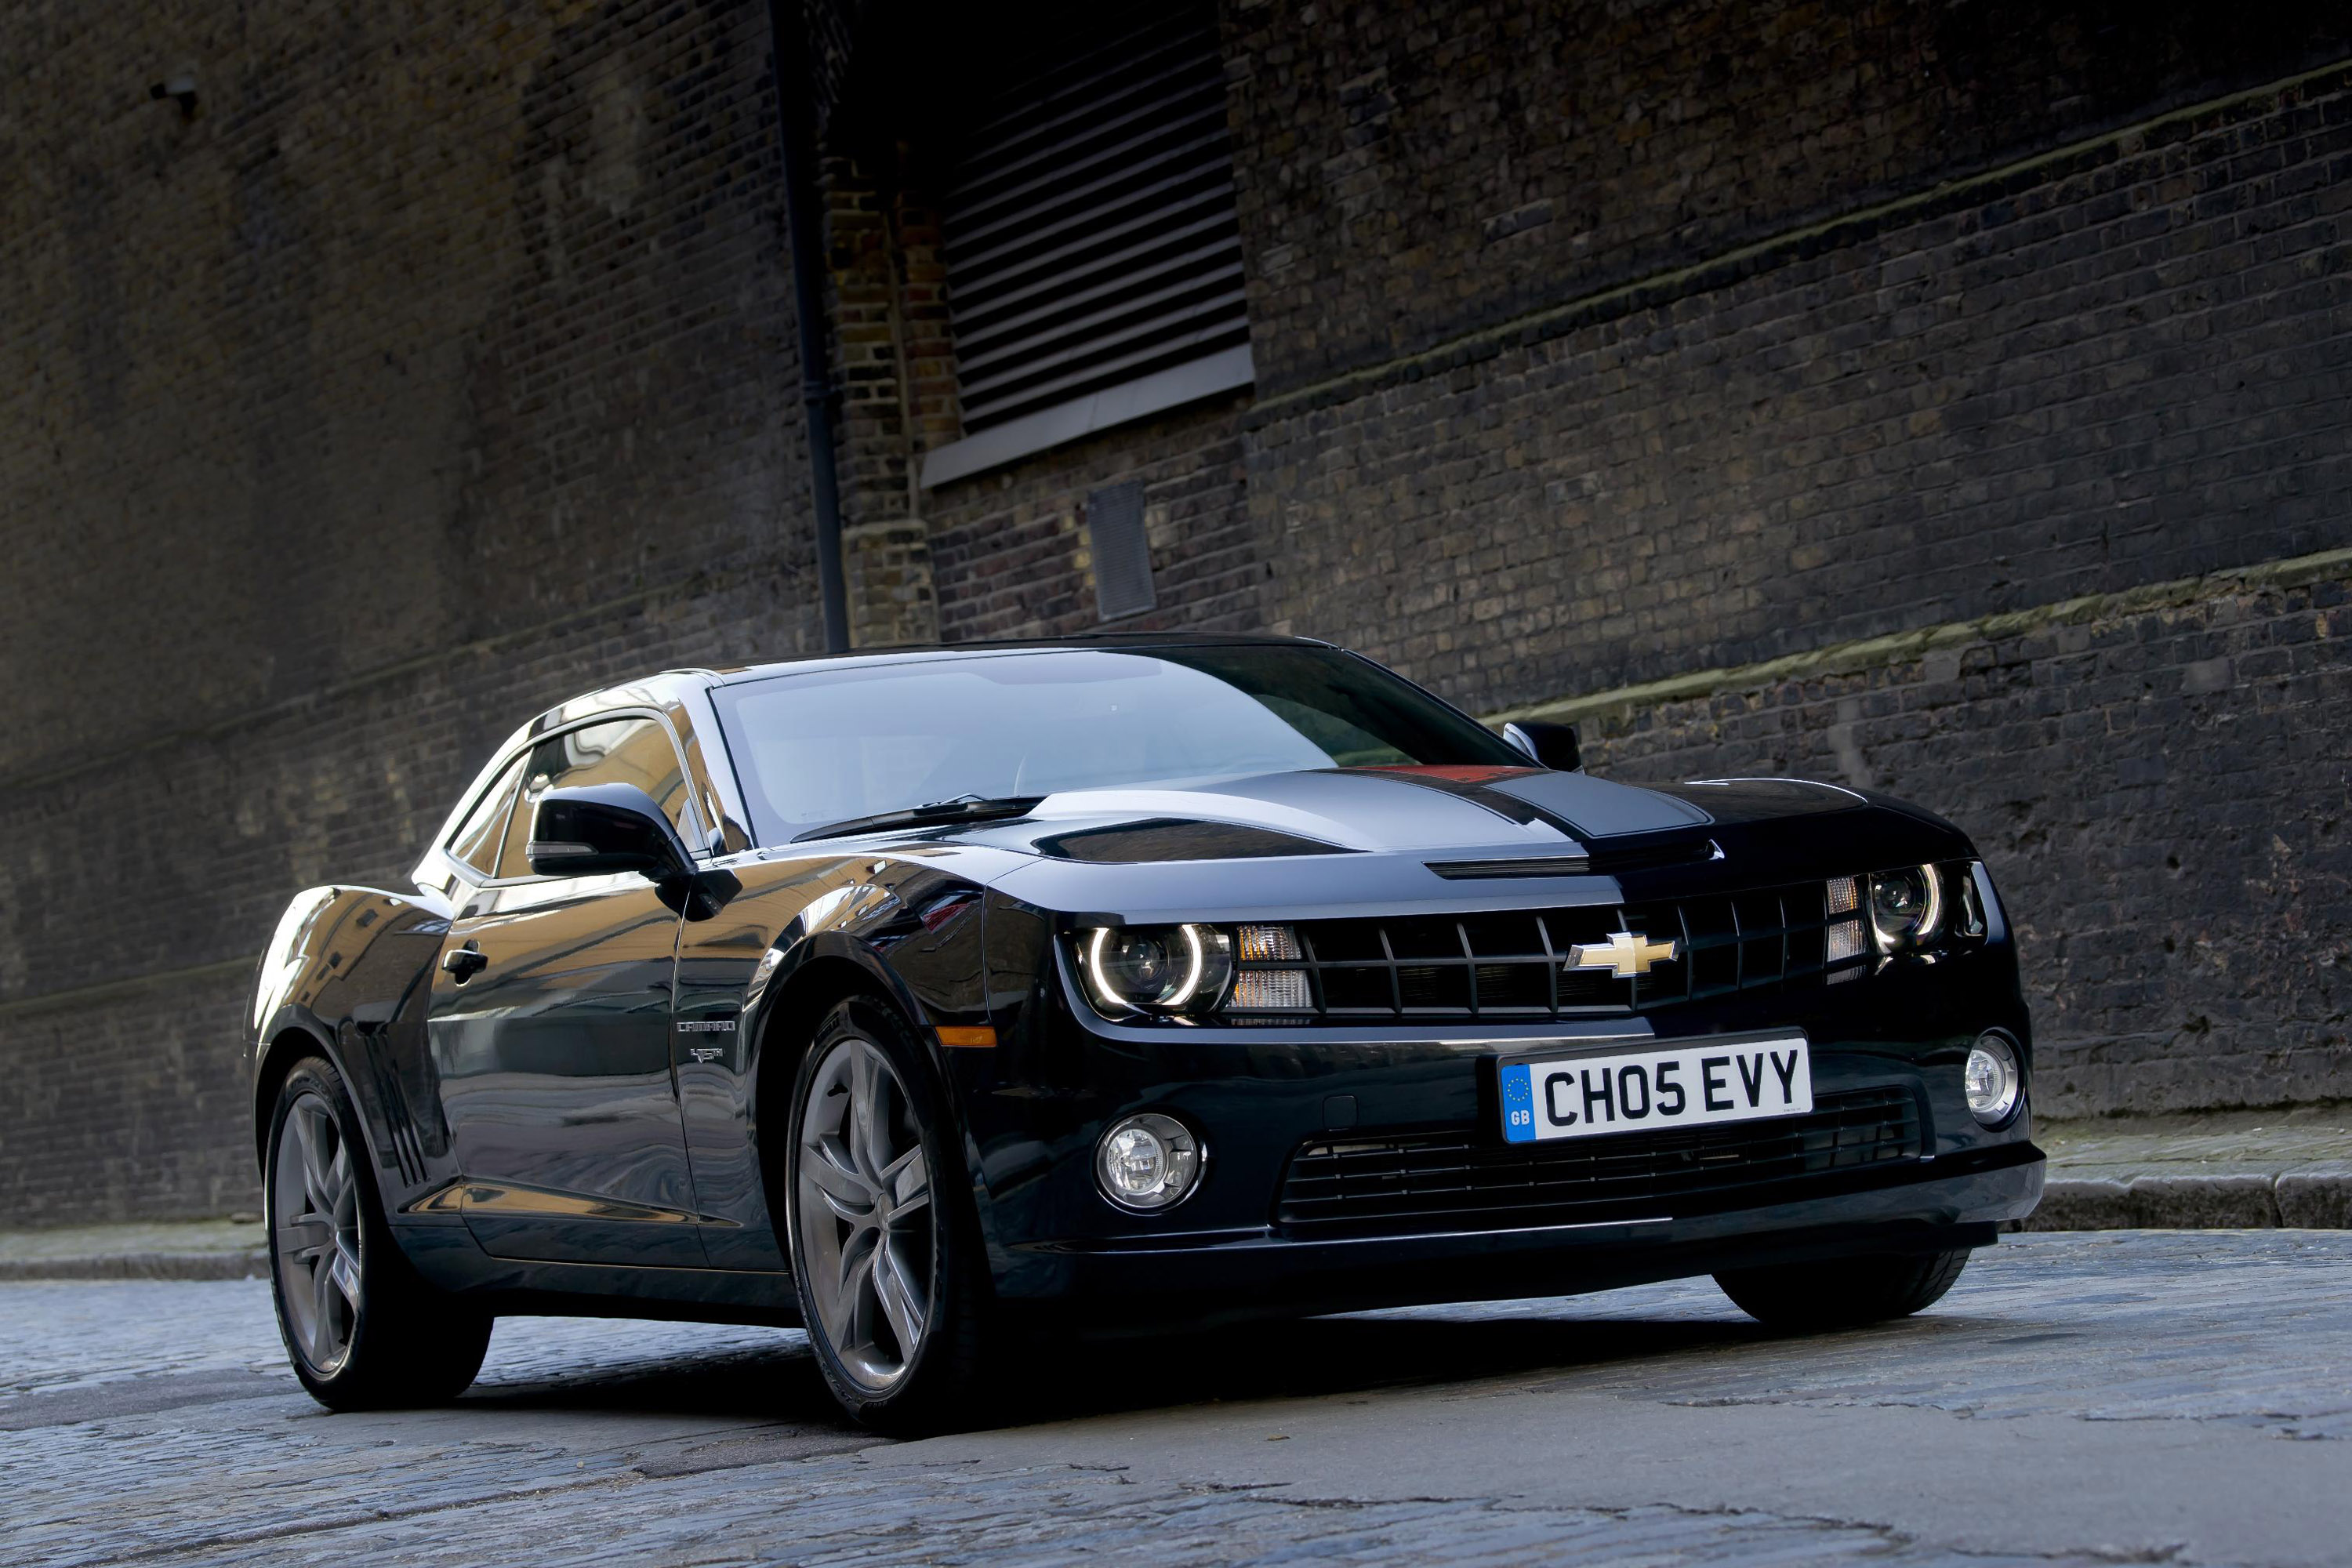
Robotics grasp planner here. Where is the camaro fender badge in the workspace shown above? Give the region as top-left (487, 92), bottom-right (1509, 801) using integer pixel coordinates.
top-left (678, 1018), bottom-right (736, 1063)
top-left (1566, 931), bottom-right (1679, 978)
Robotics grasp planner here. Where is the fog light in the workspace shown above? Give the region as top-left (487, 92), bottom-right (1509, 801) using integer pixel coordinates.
top-left (1965, 1033), bottom-right (2023, 1125)
top-left (1094, 1112), bottom-right (1202, 1211)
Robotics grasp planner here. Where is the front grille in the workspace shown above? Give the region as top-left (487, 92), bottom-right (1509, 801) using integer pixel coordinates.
top-left (1274, 1087), bottom-right (1924, 1237)
top-left (1236, 880), bottom-right (1845, 1023)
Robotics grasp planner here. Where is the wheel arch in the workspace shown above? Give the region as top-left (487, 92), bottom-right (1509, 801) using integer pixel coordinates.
top-left (747, 942), bottom-right (931, 1143)
top-left (245, 883), bottom-right (427, 1181)
top-left (742, 934), bottom-right (975, 1245)
top-left (250, 1018), bottom-right (350, 1169)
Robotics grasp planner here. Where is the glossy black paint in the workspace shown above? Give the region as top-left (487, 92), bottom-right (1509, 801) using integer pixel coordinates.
top-left (1501, 718), bottom-right (1583, 772)
top-left (525, 782), bottom-right (696, 879)
top-left (245, 637), bottom-right (2042, 1333)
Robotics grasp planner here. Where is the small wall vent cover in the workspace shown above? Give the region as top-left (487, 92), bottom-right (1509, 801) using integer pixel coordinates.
top-left (1088, 481), bottom-right (1156, 620)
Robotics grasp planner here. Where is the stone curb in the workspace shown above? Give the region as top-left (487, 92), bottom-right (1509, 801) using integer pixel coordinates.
top-left (2020, 1172), bottom-right (2352, 1231)
top-left (0, 1251), bottom-right (268, 1283)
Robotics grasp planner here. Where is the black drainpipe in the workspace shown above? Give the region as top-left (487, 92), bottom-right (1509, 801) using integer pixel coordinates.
top-left (767, 0), bottom-right (851, 653)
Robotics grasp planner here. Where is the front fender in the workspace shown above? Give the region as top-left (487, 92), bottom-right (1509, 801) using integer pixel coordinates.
top-left (672, 855), bottom-right (994, 1270)
top-left (746, 928), bottom-right (946, 1057)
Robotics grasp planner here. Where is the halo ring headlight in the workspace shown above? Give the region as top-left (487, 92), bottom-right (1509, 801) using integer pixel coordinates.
top-left (1081, 924), bottom-right (1233, 1015)
top-left (1869, 865), bottom-right (1945, 952)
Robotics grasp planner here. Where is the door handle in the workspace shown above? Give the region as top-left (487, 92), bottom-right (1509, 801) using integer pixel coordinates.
top-left (441, 944), bottom-right (488, 982)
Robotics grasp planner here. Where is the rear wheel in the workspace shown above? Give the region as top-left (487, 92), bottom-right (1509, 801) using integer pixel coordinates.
top-left (786, 996), bottom-right (995, 1432)
top-left (266, 1055), bottom-right (492, 1410)
top-left (1715, 1248), bottom-right (1973, 1330)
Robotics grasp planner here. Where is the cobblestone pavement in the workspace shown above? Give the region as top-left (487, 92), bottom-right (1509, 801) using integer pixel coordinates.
top-left (6, 1232), bottom-right (2349, 1566)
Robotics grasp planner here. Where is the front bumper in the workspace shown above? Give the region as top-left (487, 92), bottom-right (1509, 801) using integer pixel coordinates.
top-left (955, 913), bottom-right (2042, 1319)
top-left (996, 1143), bottom-right (2042, 1330)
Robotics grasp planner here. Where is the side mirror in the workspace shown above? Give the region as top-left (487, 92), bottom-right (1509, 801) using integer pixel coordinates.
top-left (1501, 720), bottom-right (1583, 773)
top-left (528, 783), bottom-right (694, 879)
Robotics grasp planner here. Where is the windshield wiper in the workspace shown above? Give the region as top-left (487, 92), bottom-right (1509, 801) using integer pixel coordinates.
top-left (790, 794), bottom-right (1045, 844)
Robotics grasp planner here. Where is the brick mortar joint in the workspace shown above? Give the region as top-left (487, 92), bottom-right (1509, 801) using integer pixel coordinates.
top-left (1486, 546), bottom-right (2352, 728)
top-left (1246, 54), bottom-right (2352, 430)
top-left (0, 956), bottom-right (257, 1021)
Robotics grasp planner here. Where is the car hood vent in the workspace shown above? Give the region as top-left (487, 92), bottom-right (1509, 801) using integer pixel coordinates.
top-left (1427, 837), bottom-right (1719, 880)
top-left (1033, 817), bottom-right (1350, 863)
top-left (1425, 855), bottom-right (1591, 879)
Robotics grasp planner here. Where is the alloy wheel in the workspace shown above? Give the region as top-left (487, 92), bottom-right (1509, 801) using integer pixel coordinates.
top-left (272, 1091), bottom-right (363, 1375)
top-left (797, 1036), bottom-right (935, 1392)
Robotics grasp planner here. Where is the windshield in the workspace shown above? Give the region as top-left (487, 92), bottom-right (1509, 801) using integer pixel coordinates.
top-left (710, 644), bottom-right (1525, 844)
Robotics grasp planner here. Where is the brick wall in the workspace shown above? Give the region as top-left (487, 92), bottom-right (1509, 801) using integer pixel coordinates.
top-left (823, 151), bottom-right (946, 647)
top-left (820, 116), bottom-right (1269, 646)
top-left (1556, 554), bottom-right (2352, 1117)
top-left (1203, 11), bottom-right (2352, 1117)
top-left (0, 581), bottom-right (813, 1221)
top-left (1225, 0), bottom-right (2350, 396)
top-left (7, 0), bottom-right (2352, 1225)
top-left (0, 0), bottom-right (825, 1223)
top-left (924, 394), bottom-right (1266, 641)
top-left (1236, 50), bottom-right (2352, 708)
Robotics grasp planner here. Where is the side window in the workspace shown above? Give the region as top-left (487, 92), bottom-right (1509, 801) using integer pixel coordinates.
top-left (445, 756), bottom-right (525, 877)
top-left (579, 715), bottom-right (699, 831)
top-left (492, 716), bottom-right (699, 880)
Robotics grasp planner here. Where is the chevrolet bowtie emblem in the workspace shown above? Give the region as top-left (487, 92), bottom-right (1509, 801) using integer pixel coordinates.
top-left (1567, 931), bottom-right (1679, 978)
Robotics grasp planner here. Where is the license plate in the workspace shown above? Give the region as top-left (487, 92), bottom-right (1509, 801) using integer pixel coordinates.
top-left (1499, 1035), bottom-right (1812, 1144)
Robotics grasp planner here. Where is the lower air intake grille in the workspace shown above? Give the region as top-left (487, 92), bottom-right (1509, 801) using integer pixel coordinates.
top-left (1274, 1087), bottom-right (1924, 1238)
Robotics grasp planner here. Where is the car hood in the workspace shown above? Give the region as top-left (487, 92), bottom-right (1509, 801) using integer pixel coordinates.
top-left (753, 768), bottom-right (1937, 927)
top-left (952, 767), bottom-right (1864, 863)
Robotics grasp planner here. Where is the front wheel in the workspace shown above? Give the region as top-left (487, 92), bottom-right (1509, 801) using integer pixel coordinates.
top-left (266, 1055), bottom-right (492, 1410)
top-left (786, 997), bottom-right (996, 1432)
top-left (1715, 1247), bottom-right (1973, 1330)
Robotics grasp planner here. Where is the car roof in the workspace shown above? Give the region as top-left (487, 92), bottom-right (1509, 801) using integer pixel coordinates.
top-left (536, 633), bottom-right (1338, 731)
top-left (700, 631), bottom-right (1336, 688)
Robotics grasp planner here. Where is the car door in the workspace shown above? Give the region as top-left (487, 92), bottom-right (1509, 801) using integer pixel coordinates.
top-left (426, 713), bottom-right (710, 1268)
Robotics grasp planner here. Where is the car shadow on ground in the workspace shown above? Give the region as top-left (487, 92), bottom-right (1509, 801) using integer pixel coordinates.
top-left (459, 1342), bottom-right (839, 1421)
top-left (448, 1303), bottom-right (1809, 1433)
top-left (1018, 1309), bottom-right (1777, 1425)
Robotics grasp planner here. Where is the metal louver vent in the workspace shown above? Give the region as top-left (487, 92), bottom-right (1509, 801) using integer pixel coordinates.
top-left (923, 7), bottom-right (1253, 487)
top-left (1088, 481), bottom-right (1155, 620)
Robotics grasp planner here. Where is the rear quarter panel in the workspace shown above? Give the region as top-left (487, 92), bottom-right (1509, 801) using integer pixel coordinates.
top-left (246, 885), bottom-right (457, 1218)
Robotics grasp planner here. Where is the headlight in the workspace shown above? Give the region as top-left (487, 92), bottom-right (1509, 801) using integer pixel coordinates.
top-left (1868, 865), bottom-right (1944, 952)
top-left (1965, 1032), bottom-right (2024, 1124)
top-left (1094, 1112), bottom-right (1203, 1210)
top-left (1080, 924), bottom-right (1233, 1014)
top-left (1828, 863), bottom-right (1983, 971)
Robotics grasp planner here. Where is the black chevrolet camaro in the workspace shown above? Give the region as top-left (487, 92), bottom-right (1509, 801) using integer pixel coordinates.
top-left (247, 636), bottom-right (2043, 1428)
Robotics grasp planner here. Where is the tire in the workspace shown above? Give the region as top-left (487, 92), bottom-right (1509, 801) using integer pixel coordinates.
top-left (785, 996), bottom-right (996, 1433)
top-left (265, 1054), bottom-right (492, 1410)
top-left (1715, 1247), bottom-right (1973, 1330)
